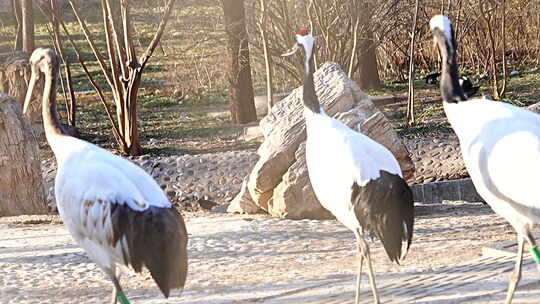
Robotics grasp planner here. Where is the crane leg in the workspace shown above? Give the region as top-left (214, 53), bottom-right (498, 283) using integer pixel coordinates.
top-left (110, 283), bottom-right (118, 304)
top-left (365, 249), bottom-right (380, 304)
top-left (355, 248), bottom-right (364, 304)
top-left (526, 234), bottom-right (540, 272)
top-left (111, 276), bottom-right (131, 304)
top-left (107, 268), bottom-right (131, 304)
top-left (504, 235), bottom-right (524, 304)
top-left (357, 238), bottom-right (380, 304)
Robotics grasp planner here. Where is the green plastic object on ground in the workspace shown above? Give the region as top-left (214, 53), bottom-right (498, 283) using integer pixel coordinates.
top-left (117, 291), bottom-right (131, 304)
top-left (531, 246), bottom-right (540, 264)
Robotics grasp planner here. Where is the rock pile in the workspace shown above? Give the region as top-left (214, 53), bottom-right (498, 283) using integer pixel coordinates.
top-left (41, 150), bottom-right (259, 213)
top-left (407, 136), bottom-right (468, 184)
top-left (228, 62), bottom-right (414, 219)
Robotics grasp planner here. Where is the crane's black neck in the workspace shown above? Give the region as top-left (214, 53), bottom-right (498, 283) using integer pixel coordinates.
top-left (42, 66), bottom-right (65, 137)
top-left (303, 47), bottom-right (321, 113)
top-left (434, 30), bottom-right (467, 104)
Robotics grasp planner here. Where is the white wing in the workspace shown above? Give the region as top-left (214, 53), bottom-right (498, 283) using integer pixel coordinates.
top-left (305, 111), bottom-right (403, 231)
top-left (54, 139), bottom-right (171, 269)
top-left (306, 111), bottom-right (402, 185)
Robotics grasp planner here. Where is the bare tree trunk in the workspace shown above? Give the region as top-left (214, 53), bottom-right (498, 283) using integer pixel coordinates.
top-left (258, 0), bottom-right (274, 114)
top-left (356, 29), bottom-right (381, 89)
top-left (478, 1), bottom-right (499, 99)
top-left (354, 2), bottom-right (380, 89)
top-left (63, 0), bottom-right (175, 155)
top-left (222, 0), bottom-right (257, 124)
top-left (21, 0), bottom-right (34, 52)
top-left (0, 95), bottom-right (48, 216)
top-left (348, 5), bottom-right (360, 78)
top-left (407, 0), bottom-right (420, 125)
top-left (12, 0), bottom-right (23, 51)
top-left (536, 1), bottom-right (540, 68)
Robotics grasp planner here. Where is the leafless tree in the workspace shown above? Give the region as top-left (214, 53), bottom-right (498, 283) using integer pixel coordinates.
top-left (48, 0), bottom-right (178, 155)
top-left (21, 0), bottom-right (34, 52)
top-left (221, 0), bottom-right (257, 124)
top-left (38, 0), bottom-right (77, 130)
top-left (245, 0), bottom-right (402, 89)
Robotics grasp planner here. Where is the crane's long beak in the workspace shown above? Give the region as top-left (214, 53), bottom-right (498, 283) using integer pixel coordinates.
top-left (281, 43), bottom-right (300, 57)
top-left (23, 72), bottom-right (37, 115)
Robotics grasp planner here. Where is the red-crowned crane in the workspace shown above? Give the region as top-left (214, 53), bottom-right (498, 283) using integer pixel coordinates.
top-left (430, 15), bottom-right (540, 304)
top-left (24, 48), bottom-right (188, 304)
top-left (282, 29), bottom-right (414, 304)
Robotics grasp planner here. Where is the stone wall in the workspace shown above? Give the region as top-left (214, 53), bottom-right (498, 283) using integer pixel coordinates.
top-left (41, 150), bottom-right (259, 212)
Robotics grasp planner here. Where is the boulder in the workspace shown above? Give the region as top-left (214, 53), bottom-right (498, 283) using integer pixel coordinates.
top-left (0, 94), bottom-right (48, 216)
top-left (0, 51), bottom-right (44, 138)
top-left (254, 92), bottom-right (290, 118)
top-left (233, 62), bottom-right (414, 219)
top-left (268, 143), bottom-right (333, 219)
top-left (227, 178), bottom-right (262, 214)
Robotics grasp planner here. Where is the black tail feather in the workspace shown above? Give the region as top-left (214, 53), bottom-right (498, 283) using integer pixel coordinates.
top-left (111, 205), bottom-right (188, 297)
top-left (352, 171), bottom-right (414, 263)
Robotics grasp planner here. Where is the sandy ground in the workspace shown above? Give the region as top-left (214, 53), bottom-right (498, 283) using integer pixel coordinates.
top-left (1, 201), bottom-right (538, 304)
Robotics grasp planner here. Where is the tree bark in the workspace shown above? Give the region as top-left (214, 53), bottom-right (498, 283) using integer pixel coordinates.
top-left (221, 0), bottom-right (257, 124)
top-left (478, 1), bottom-right (500, 99)
top-left (21, 0), bottom-right (35, 52)
top-left (356, 32), bottom-right (381, 89)
top-left (64, 0), bottom-right (175, 156)
top-left (355, 4), bottom-right (380, 89)
top-left (0, 95), bottom-right (48, 216)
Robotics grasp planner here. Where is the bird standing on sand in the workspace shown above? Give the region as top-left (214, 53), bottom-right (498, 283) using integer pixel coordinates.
top-left (430, 15), bottom-right (540, 304)
top-left (282, 29), bottom-right (414, 304)
top-left (24, 48), bottom-right (188, 304)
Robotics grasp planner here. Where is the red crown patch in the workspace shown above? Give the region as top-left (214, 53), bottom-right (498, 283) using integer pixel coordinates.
top-left (297, 28), bottom-right (310, 36)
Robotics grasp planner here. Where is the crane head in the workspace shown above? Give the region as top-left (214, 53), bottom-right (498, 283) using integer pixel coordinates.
top-left (281, 28), bottom-right (315, 60)
top-left (24, 48), bottom-right (60, 115)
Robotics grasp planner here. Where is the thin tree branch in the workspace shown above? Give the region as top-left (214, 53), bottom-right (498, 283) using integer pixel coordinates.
top-left (68, 0), bottom-right (114, 89)
top-left (139, 0), bottom-right (176, 70)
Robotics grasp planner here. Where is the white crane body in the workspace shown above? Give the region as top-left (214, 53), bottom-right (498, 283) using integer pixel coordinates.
top-left (430, 15), bottom-right (540, 303)
top-left (304, 109), bottom-right (403, 232)
top-left (24, 48), bottom-right (187, 304)
top-left (283, 29), bottom-right (414, 304)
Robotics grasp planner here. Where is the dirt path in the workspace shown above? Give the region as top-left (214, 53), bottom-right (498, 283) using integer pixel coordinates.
top-left (0, 201), bottom-right (535, 303)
